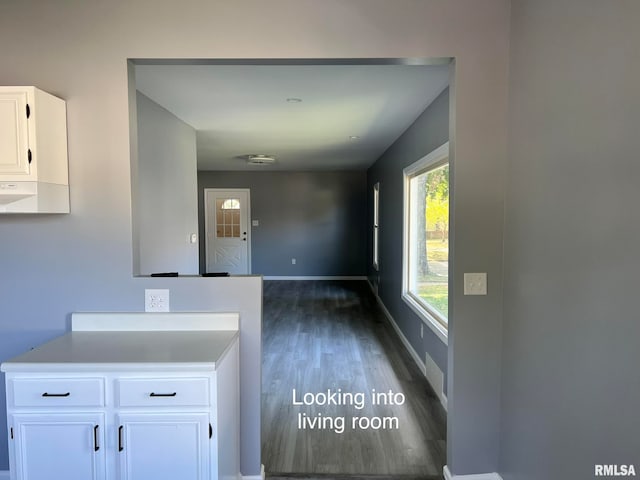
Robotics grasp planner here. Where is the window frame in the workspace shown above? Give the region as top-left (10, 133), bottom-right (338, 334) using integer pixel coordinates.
top-left (402, 142), bottom-right (450, 344)
top-left (372, 182), bottom-right (380, 271)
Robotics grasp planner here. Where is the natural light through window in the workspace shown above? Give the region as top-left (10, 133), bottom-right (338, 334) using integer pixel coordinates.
top-left (403, 143), bottom-right (449, 341)
top-left (216, 197), bottom-right (241, 237)
top-left (221, 199), bottom-right (241, 210)
top-left (373, 183), bottom-right (380, 271)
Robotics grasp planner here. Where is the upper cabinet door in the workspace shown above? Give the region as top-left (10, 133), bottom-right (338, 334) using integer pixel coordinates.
top-left (0, 91), bottom-right (31, 176)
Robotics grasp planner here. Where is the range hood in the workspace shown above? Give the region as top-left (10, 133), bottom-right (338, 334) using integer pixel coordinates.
top-left (0, 181), bottom-right (69, 213)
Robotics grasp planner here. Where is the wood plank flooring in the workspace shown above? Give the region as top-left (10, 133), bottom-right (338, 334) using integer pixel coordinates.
top-left (262, 280), bottom-right (446, 479)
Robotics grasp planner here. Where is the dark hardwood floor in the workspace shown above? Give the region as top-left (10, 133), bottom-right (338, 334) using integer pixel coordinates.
top-left (262, 280), bottom-right (446, 479)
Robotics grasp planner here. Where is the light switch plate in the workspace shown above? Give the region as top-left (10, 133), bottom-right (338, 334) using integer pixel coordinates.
top-left (252, 220), bottom-right (259, 227)
top-left (464, 273), bottom-right (487, 295)
top-left (145, 289), bottom-right (170, 312)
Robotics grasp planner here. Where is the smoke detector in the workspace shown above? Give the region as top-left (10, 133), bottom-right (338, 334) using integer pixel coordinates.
top-left (247, 154), bottom-right (276, 165)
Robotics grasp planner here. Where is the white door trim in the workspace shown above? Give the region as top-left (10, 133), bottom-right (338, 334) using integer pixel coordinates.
top-left (204, 188), bottom-right (252, 274)
top-left (444, 466), bottom-right (503, 480)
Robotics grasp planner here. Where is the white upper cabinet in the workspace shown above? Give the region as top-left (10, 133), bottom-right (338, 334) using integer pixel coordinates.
top-left (0, 90), bottom-right (30, 176)
top-left (0, 86), bottom-right (69, 213)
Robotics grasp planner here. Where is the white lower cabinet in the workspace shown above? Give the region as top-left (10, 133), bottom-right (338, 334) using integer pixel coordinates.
top-left (4, 336), bottom-right (239, 480)
top-left (10, 413), bottom-right (106, 480)
top-left (117, 413), bottom-right (210, 480)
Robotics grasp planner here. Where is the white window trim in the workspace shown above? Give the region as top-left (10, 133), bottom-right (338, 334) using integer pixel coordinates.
top-left (373, 182), bottom-right (380, 271)
top-left (402, 141), bottom-right (449, 345)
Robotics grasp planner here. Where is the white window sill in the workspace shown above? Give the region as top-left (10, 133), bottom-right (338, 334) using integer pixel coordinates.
top-left (402, 293), bottom-right (448, 345)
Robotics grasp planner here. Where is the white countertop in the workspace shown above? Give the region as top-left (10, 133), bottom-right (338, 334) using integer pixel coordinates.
top-left (1, 312), bottom-right (240, 373)
top-left (1, 330), bottom-right (239, 373)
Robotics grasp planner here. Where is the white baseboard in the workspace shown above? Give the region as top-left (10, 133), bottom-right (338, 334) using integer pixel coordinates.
top-left (263, 276), bottom-right (367, 280)
top-left (444, 466), bottom-right (503, 480)
top-left (0, 471), bottom-right (10, 480)
top-left (376, 290), bottom-right (427, 375)
top-left (241, 474), bottom-right (264, 480)
top-left (367, 280), bottom-right (447, 411)
top-left (242, 463), bottom-right (265, 480)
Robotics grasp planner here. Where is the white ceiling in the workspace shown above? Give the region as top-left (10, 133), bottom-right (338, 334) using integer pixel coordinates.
top-left (135, 63), bottom-right (449, 171)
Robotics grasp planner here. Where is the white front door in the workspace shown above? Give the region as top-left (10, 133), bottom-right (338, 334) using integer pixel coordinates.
top-left (205, 189), bottom-right (250, 274)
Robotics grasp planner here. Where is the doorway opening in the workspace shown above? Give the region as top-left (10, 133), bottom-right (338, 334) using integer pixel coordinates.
top-left (127, 57), bottom-right (453, 478)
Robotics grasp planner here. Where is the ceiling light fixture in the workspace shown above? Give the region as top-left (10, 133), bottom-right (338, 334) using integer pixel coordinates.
top-left (247, 154), bottom-right (276, 165)
top-left (286, 97), bottom-right (302, 103)
top-left (349, 135), bottom-right (360, 140)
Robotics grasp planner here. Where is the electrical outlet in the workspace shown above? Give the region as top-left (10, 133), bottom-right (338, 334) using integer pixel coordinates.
top-left (291, 258), bottom-right (296, 265)
top-left (145, 289), bottom-right (170, 312)
top-left (464, 273), bottom-right (487, 295)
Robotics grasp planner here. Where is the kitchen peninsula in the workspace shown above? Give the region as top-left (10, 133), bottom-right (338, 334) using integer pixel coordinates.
top-left (1, 312), bottom-right (240, 480)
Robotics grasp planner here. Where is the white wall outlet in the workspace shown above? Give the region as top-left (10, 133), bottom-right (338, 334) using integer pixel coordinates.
top-left (291, 258), bottom-right (296, 265)
top-left (252, 220), bottom-right (259, 227)
top-left (145, 289), bottom-right (170, 312)
top-left (464, 273), bottom-right (487, 295)
top-left (189, 233), bottom-right (198, 244)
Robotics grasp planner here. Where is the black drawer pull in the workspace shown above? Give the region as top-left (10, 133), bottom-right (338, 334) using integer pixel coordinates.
top-left (118, 426), bottom-right (124, 452)
top-left (149, 392), bottom-right (177, 397)
top-left (42, 392), bottom-right (70, 397)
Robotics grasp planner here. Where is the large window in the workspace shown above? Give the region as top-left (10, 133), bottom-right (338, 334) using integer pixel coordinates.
top-left (403, 143), bottom-right (449, 341)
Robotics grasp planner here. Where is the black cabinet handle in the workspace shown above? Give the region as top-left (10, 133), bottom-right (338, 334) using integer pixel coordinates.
top-left (42, 392), bottom-right (70, 397)
top-left (118, 426), bottom-right (124, 452)
top-left (93, 425), bottom-right (99, 452)
top-left (149, 392), bottom-right (177, 397)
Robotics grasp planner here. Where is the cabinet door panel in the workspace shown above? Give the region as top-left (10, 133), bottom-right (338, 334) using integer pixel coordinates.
top-left (0, 92), bottom-right (30, 176)
top-left (11, 413), bottom-right (105, 480)
top-left (118, 413), bottom-right (209, 480)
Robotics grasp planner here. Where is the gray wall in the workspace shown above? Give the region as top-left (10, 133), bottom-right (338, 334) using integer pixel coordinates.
top-left (500, 1), bottom-right (640, 479)
top-left (136, 92), bottom-right (199, 275)
top-left (367, 88), bottom-right (449, 379)
top-left (198, 171), bottom-right (367, 276)
top-left (0, 0), bottom-right (511, 476)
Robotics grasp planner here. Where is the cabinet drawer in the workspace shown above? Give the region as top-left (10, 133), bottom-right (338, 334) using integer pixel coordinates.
top-left (117, 378), bottom-right (210, 407)
top-left (11, 378), bottom-right (105, 407)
